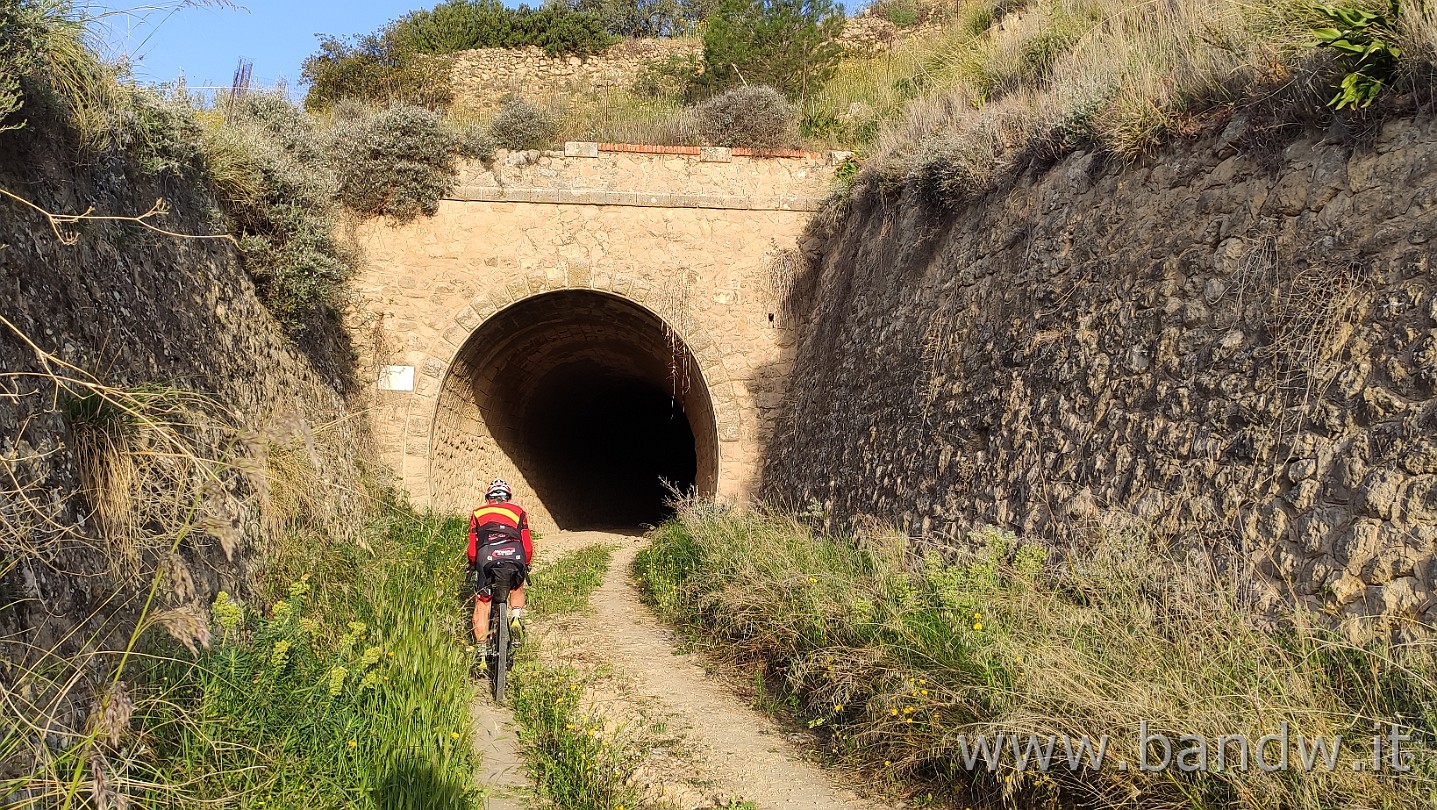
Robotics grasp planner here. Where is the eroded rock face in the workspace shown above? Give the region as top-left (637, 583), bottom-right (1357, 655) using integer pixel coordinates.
top-left (0, 125), bottom-right (367, 663)
top-left (762, 116), bottom-right (1437, 625)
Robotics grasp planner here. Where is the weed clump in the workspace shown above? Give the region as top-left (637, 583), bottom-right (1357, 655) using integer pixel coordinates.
top-left (488, 96), bottom-right (559, 151)
top-left (694, 85), bottom-right (796, 149)
top-left (511, 662), bottom-right (643, 810)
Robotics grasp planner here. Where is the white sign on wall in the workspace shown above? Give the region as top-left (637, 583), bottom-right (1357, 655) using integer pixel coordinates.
top-left (377, 365), bottom-right (415, 392)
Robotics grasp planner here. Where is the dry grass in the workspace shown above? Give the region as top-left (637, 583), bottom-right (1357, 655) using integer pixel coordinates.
top-left (637, 503), bottom-right (1437, 809)
top-left (816, 0), bottom-right (1437, 202)
top-left (0, 314), bottom-right (249, 808)
top-left (452, 83), bottom-right (700, 147)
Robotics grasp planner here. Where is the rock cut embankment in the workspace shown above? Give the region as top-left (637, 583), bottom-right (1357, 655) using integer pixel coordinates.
top-left (763, 115), bottom-right (1437, 625)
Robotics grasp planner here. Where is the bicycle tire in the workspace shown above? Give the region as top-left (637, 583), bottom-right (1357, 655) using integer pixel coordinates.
top-left (492, 601), bottom-right (509, 704)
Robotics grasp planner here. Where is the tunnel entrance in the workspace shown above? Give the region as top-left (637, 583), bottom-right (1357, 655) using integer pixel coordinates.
top-left (430, 290), bottom-right (718, 530)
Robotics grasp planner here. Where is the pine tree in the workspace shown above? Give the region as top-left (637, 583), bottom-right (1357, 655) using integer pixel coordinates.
top-left (698, 0), bottom-right (844, 101)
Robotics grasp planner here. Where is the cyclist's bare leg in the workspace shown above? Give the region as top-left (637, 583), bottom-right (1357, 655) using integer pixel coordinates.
top-left (511, 583), bottom-right (526, 611)
top-left (472, 595), bottom-right (491, 642)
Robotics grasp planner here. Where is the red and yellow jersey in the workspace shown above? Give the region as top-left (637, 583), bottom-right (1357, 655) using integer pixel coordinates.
top-left (467, 500), bottom-right (533, 566)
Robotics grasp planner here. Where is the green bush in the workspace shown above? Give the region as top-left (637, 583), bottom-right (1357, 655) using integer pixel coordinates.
top-left (635, 506), bottom-right (1437, 810)
top-left (328, 103), bottom-right (462, 220)
top-left (693, 84), bottom-right (796, 148)
top-left (698, 0), bottom-right (845, 100)
top-left (1309, 1), bottom-right (1403, 109)
top-left (571, 0), bottom-right (712, 36)
top-left (488, 96), bottom-right (559, 150)
top-left (301, 34), bottom-right (454, 112)
top-left (387, 0), bottom-right (615, 57)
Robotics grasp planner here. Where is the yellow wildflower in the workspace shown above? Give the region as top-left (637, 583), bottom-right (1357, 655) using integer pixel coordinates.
top-left (327, 666), bottom-right (348, 697)
top-left (348, 739), bottom-right (357, 748)
top-left (212, 591), bottom-right (243, 631)
top-left (972, 621), bottom-right (983, 631)
top-left (451, 732), bottom-right (461, 740)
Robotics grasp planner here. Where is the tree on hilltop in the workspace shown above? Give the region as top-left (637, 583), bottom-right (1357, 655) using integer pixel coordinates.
top-left (698, 0), bottom-right (844, 101)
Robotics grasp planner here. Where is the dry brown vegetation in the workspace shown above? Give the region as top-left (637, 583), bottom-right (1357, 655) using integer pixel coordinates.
top-left (637, 504), bottom-right (1437, 809)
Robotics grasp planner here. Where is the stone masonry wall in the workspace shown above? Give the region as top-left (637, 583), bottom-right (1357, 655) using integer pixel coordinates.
top-left (763, 116), bottom-right (1437, 627)
top-left (451, 39), bottom-right (700, 111)
top-left (353, 146), bottom-right (836, 529)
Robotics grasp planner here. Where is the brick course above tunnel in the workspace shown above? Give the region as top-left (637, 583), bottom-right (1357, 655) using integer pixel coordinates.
top-left (351, 148), bottom-right (831, 530)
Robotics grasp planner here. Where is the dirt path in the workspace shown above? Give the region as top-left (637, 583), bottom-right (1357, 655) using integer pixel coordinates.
top-left (470, 697), bottom-right (527, 810)
top-left (531, 530), bottom-right (894, 810)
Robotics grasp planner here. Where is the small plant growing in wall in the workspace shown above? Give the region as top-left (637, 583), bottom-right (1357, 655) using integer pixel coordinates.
top-left (1308, 1), bottom-right (1403, 109)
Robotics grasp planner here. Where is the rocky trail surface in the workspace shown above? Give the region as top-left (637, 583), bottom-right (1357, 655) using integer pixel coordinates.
top-left (474, 530), bottom-right (896, 810)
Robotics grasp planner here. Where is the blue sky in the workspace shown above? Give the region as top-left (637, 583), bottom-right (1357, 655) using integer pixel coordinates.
top-left (86, 1), bottom-right (421, 91)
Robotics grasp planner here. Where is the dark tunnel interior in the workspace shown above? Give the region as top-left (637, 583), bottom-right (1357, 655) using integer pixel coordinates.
top-left (434, 290), bottom-right (717, 530)
top-left (524, 363), bottom-right (700, 527)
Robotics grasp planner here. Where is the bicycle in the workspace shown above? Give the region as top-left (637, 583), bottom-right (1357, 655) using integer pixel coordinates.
top-left (475, 562), bottom-right (524, 704)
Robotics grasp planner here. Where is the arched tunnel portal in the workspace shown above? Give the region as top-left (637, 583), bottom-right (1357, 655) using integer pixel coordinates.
top-left (430, 290), bottom-right (719, 530)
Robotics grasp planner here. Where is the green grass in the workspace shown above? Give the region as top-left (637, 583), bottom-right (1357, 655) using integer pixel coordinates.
top-left (635, 505), bottom-right (1437, 809)
top-left (525, 543), bottom-right (614, 617)
top-left (130, 507), bottom-right (480, 809)
top-left (511, 662), bottom-right (643, 810)
top-left (506, 543), bottom-right (643, 810)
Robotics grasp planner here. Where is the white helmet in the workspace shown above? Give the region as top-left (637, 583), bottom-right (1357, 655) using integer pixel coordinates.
top-left (485, 479), bottom-right (512, 501)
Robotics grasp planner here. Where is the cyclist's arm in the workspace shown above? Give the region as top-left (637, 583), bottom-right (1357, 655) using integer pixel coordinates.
top-left (467, 512), bottom-right (480, 566)
top-left (520, 512), bottom-right (533, 563)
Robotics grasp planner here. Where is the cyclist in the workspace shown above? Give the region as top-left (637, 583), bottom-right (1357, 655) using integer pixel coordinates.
top-left (468, 479), bottom-right (533, 645)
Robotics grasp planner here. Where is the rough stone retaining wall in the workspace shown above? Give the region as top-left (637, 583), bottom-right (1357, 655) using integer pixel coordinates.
top-left (451, 38), bottom-right (700, 110)
top-left (762, 116), bottom-right (1437, 627)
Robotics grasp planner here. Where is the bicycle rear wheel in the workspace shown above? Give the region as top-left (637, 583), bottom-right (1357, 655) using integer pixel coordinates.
top-left (491, 601), bottom-right (509, 704)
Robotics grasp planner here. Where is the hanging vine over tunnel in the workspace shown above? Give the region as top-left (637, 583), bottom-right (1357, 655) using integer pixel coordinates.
top-left (429, 290), bottom-right (718, 530)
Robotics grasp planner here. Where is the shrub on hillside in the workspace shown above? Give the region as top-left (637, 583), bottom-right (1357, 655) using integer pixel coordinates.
top-left (386, 0), bottom-right (615, 57)
top-left (449, 118), bottom-right (498, 160)
top-left (870, 0), bottom-right (920, 27)
top-left (631, 51), bottom-right (704, 98)
top-left (328, 103), bottom-right (462, 220)
top-left (208, 94), bottom-right (354, 333)
top-left (698, 0), bottom-right (844, 99)
top-left (301, 34), bottom-right (454, 112)
top-left (488, 97), bottom-right (559, 150)
top-left (570, 0), bottom-right (713, 37)
top-left (694, 85), bottom-right (795, 148)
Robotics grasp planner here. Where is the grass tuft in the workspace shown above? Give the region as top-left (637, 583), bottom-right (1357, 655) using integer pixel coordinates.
top-left (511, 662), bottom-right (643, 810)
top-left (509, 543), bottom-right (640, 810)
top-left (526, 543), bottom-right (614, 618)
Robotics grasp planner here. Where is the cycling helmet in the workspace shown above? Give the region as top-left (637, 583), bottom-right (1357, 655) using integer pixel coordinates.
top-left (485, 479), bottom-right (512, 501)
